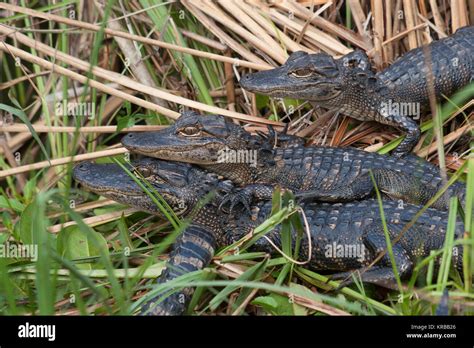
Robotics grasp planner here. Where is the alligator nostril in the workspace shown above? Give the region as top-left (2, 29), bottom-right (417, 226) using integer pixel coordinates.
top-left (127, 134), bottom-right (134, 138)
top-left (78, 163), bottom-right (87, 171)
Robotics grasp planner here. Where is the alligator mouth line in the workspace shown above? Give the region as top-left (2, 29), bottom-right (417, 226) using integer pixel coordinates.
top-left (81, 185), bottom-right (181, 201)
top-left (246, 85), bottom-right (313, 94)
top-left (130, 143), bottom-right (221, 155)
top-left (248, 83), bottom-right (341, 98)
top-left (77, 184), bottom-right (146, 198)
top-left (102, 190), bottom-right (148, 198)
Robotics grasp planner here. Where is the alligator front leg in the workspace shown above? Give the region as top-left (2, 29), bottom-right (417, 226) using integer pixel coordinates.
top-left (219, 184), bottom-right (274, 213)
top-left (256, 124), bottom-right (306, 149)
top-left (137, 225), bottom-right (215, 316)
top-left (382, 113), bottom-right (420, 157)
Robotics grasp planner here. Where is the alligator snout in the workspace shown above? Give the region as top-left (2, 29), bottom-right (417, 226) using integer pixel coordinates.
top-left (240, 74), bottom-right (252, 82)
top-left (72, 162), bottom-right (94, 186)
top-left (73, 162), bottom-right (92, 179)
top-left (121, 132), bottom-right (139, 150)
top-left (239, 74), bottom-right (254, 90)
top-left (123, 133), bottom-right (136, 144)
top-left (75, 162), bottom-right (91, 171)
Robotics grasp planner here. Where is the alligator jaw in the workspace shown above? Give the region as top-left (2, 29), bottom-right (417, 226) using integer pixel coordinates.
top-left (73, 159), bottom-right (215, 217)
top-left (240, 51), bottom-right (343, 102)
top-left (121, 113), bottom-right (255, 166)
top-left (122, 132), bottom-right (224, 165)
top-left (73, 161), bottom-right (154, 212)
top-left (73, 161), bottom-right (138, 192)
top-left (241, 70), bottom-right (342, 101)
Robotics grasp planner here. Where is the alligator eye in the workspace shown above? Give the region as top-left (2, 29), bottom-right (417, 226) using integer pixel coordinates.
top-left (139, 167), bottom-right (152, 177)
top-left (178, 126), bottom-right (201, 137)
top-left (290, 69), bottom-right (314, 78)
top-left (134, 166), bottom-right (153, 179)
top-left (76, 163), bottom-right (88, 171)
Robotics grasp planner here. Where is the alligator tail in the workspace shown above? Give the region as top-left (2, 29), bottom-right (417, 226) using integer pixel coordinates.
top-left (137, 225), bottom-right (216, 315)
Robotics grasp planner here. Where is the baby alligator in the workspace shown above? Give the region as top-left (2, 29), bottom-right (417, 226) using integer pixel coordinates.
top-left (73, 158), bottom-right (465, 314)
top-left (121, 111), bottom-right (465, 211)
top-left (73, 160), bottom-right (229, 315)
top-left (240, 26), bottom-right (474, 156)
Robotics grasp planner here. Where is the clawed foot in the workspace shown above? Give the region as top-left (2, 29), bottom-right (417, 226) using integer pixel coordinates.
top-left (256, 125), bottom-right (283, 149)
top-left (219, 190), bottom-right (252, 215)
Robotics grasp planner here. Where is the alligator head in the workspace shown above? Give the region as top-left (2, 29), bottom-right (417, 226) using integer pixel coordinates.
top-left (72, 158), bottom-right (225, 217)
top-left (240, 50), bottom-right (373, 104)
top-left (121, 111), bottom-right (262, 165)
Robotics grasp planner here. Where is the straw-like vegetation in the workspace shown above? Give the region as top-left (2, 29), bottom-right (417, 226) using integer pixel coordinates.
top-left (0, 0), bottom-right (472, 315)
